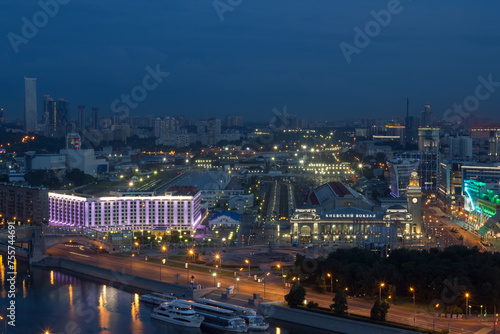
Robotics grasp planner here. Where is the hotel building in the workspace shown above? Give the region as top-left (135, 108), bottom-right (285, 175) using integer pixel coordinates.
top-left (48, 191), bottom-right (202, 232)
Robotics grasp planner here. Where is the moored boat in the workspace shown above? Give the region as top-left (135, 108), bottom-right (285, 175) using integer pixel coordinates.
top-left (180, 300), bottom-right (248, 333)
top-left (194, 298), bottom-right (269, 331)
top-left (151, 300), bottom-right (204, 328)
top-left (139, 292), bottom-right (177, 305)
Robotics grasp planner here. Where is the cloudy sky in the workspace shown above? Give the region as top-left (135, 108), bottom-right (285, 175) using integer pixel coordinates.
top-left (0, 0), bottom-right (499, 123)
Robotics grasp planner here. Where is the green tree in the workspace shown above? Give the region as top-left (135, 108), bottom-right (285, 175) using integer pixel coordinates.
top-left (306, 301), bottom-right (319, 309)
top-left (285, 284), bottom-right (306, 308)
top-left (330, 290), bottom-right (348, 315)
top-left (370, 298), bottom-right (390, 322)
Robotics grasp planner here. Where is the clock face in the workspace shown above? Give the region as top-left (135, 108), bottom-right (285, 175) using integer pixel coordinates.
top-left (412, 197), bottom-right (418, 204)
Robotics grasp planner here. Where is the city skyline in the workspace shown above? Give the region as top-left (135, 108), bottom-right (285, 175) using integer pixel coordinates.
top-left (1, 1), bottom-right (499, 122)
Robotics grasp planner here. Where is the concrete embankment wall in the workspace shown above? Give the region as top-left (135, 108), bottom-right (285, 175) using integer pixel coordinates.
top-left (34, 256), bottom-right (215, 299)
top-left (258, 303), bottom-right (420, 334)
top-left (0, 245), bottom-right (29, 258)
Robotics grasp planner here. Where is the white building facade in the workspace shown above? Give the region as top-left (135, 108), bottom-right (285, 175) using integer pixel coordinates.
top-left (48, 191), bottom-right (202, 232)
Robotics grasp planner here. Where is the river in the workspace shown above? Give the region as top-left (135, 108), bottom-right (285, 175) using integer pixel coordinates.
top-left (0, 254), bottom-right (338, 334)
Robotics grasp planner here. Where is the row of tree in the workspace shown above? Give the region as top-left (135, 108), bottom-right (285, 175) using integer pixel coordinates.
top-left (290, 246), bottom-right (500, 312)
top-left (285, 283), bottom-right (391, 322)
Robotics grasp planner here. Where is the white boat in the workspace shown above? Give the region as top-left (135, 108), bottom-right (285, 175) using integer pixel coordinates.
top-left (194, 298), bottom-right (269, 331)
top-left (139, 292), bottom-right (177, 305)
top-left (179, 300), bottom-right (248, 333)
top-left (151, 300), bottom-right (204, 328)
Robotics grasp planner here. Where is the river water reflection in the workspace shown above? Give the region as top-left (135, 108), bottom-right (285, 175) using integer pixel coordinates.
top-left (0, 255), bottom-right (338, 334)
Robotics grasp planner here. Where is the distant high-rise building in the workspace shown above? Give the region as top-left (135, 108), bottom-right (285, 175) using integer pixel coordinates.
top-left (0, 107), bottom-right (4, 124)
top-left (489, 131), bottom-right (500, 161)
top-left (418, 127), bottom-right (440, 153)
top-left (421, 103), bottom-right (432, 127)
top-left (91, 107), bottom-right (99, 129)
top-left (44, 97), bottom-right (70, 136)
top-left (388, 159), bottom-right (420, 197)
top-left (24, 77), bottom-right (37, 132)
top-left (233, 116), bottom-right (243, 127)
top-left (225, 115), bottom-right (233, 127)
top-left (78, 105), bottom-right (86, 130)
top-left (449, 136), bottom-right (472, 159)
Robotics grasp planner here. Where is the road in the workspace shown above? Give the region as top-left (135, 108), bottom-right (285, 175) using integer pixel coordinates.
top-left (47, 244), bottom-right (495, 333)
top-left (422, 205), bottom-right (487, 250)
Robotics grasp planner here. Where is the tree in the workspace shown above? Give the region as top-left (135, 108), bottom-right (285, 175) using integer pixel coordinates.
top-left (285, 284), bottom-right (306, 308)
top-left (307, 301), bottom-right (319, 309)
top-left (370, 298), bottom-right (390, 322)
top-left (330, 290), bottom-right (348, 315)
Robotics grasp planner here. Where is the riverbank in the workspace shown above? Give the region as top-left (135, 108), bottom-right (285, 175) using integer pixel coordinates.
top-left (258, 303), bottom-right (427, 334)
top-left (33, 255), bottom-right (216, 299)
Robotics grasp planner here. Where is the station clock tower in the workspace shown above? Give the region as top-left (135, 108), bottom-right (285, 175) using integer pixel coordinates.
top-left (406, 172), bottom-right (423, 237)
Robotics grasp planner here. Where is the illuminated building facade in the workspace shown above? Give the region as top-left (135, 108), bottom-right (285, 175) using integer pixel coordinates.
top-left (388, 158), bottom-right (420, 197)
top-left (405, 172), bottom-right (423, 236)
top-left (48, 191), bottom-right (202, 232)
top-left (290, 206), bottom-right (397, 250)
top-left (463, 180), bottom-right (500, 231)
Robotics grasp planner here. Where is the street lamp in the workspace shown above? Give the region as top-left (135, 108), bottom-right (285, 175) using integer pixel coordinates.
top-left (433, 303), bottom-right (439, 332)
top-left (277, 263), bottom-right (284, 282)
top-left (379, 283), bottom-right (385, 300)
top-left (466, 293), bottom-right (469, 319)
top-left (245, 259), bottom-right (250, 277)
top-left (215, 253), bottom-right (222, 268)
top-left (189, 249), bottom-right (194, 262)
top-left (130, 253), bottom-right (135, 272)
top-left (213, 272), bottom-right (217, 287)
top-left (162, 245), bottom-right (168, 262)
top-left (135, 242), bottom-right (140, 254)
top-left (327, 273), bottom-right (333, 293)
top-left (236, 277), bottom-right (240, 292)
top-left (97, 246), bottom-right (102, 265)
top-left (410, 287), bottom-right (416, 327)
top-left (0, 314), bottom-right (6, 334)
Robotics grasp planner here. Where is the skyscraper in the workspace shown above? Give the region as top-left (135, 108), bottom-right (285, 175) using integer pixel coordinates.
top-left (78, 106), bottom-right (86, 130)
top-left (421, 104), bottom-right (432, 127)
top-left (91, 107), bottom-right (99, 129)
top-left (43, 97), bottom-right (70, 137)
top-left (24, 77), bottom-right (37, 132)
top-left (418, 127), bottom-right (440, 153)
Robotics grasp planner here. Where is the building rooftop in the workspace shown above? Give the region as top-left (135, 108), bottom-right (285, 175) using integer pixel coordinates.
top-left (209, 210), bottom-right (241, 221)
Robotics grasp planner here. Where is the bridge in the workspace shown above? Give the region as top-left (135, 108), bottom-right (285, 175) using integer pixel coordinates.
top-left (0, 224), bottom-right (112, 263)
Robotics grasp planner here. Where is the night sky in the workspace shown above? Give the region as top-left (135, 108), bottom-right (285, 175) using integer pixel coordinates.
top-left (0, 0), bottom-right (499, 123)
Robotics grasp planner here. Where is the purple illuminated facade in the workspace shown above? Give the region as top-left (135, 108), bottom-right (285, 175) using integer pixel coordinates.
top-left (48, 192), bottom-right (202, 232)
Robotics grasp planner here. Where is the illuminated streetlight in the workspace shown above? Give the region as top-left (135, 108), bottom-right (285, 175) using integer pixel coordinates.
top-left (410, 287), bottom-right (416, 327)
top-left (245, 259), bottom-right (250, 277)
top-left (379, 283), bottom-right (385, 300)
top-left (213, 272), bottom-right (217, 287)
top-left (327, 273), bottom-right (333, 293)
top-left (433, 303), bottom-right (439, 331)
top-left (465, 293), bottom-right (470, 319)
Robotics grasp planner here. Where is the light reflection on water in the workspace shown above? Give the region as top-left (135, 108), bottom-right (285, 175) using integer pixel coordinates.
top-left (0, 256), bottom-right (338, 334)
